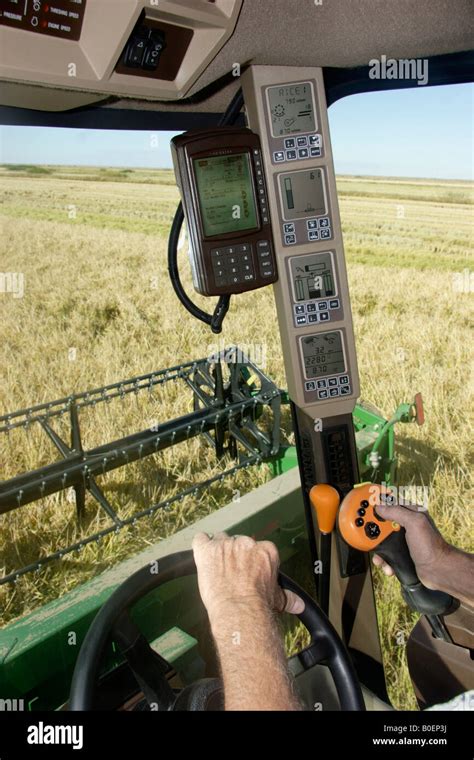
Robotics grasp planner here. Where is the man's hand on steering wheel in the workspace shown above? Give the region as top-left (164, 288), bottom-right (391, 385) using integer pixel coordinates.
top-left (192, 532), bottom-right (305, 619)
top-left (192, 532), bottom-right (305, 711)
top-left (69, 540), bottom-right (365, 711)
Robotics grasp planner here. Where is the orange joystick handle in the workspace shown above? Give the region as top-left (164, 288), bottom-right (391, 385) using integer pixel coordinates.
top-left (338, 483), bottom-right (400, 552)
top-left (338, 483), bottom-right (454, 616)
top-left (309, 484), bottom-right (340, 534)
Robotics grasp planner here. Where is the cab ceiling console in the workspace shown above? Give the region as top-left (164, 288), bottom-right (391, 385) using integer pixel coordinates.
top-left (0, 0), bottom-right (243, 107)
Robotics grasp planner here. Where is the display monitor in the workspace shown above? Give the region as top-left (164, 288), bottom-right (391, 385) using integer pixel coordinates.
top-left (267, 82), bottom-right (317, 137)
top-left (279, 169), bottom-right (326, 220)
top-left (193, 153), bottom-right (258, 238)
top-left (301, 331), bottom-right (346, 379)
top-left (290, 252), bottom-right (336, 301)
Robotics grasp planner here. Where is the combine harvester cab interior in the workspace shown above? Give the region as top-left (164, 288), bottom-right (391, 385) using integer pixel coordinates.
top-left (0, 0), bottom-right (472, 717)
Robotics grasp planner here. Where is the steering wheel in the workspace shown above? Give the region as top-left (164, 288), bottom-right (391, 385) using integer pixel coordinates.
top-left (69, 550), bottom-right (365, 711)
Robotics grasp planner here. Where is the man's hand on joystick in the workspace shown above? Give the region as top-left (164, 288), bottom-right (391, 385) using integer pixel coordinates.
top-left (372, 502), bottom-right (474, 607)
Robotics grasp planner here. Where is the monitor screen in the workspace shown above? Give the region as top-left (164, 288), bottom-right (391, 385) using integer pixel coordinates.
top-left (301, 331), bottom-right (346, 379)
top-left (290, 252), bottom-right (337, 302)
top-left (193, 153), bottom-right (258, 238)
top-left (279, 169), bottom-right (326, 220)
top-left (267, 82), bottom-right (317, 137)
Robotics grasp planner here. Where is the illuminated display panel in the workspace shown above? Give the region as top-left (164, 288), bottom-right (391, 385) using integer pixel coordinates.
top-left (301, 331), bottom-right (346, 379)
top-left (289, 252), bottom-right (337, 302)
top-left (279, 169), bottom-right (327, 221)
top-left (267, 82), bottom-right (317, 137)
top-left (193, 153), bottom-right (258, 238)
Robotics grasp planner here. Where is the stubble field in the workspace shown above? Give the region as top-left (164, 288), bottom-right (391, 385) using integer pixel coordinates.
top-left (0, 165), bottom-right (472, 709)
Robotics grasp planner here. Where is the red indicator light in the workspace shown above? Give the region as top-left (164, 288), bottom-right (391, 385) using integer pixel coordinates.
top-left (41, 20), bottom-right (47, 28)
top-left (44, 5), bottom-right (50, 12)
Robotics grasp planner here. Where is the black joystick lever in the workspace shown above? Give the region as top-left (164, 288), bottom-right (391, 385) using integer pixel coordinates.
top-left (375, 529), bottom-right (455, 617)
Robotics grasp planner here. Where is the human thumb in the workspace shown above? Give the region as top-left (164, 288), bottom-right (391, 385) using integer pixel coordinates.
top-left (283, 590), bottom-right (305, 615)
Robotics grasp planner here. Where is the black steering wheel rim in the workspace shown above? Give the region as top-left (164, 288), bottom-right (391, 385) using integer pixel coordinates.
top-left (69, 550), bottom-right (365, 711)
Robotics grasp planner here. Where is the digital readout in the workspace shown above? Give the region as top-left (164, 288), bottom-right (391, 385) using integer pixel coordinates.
top-left (301, 331), bottom-right (345, 379)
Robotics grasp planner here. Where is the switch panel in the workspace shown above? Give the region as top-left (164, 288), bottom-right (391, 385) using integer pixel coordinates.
top-left (115, 16), bottom-right (192, 82)
top-left (122, 24), bottom-right (166, 72)
top-left (0, 0), bottom-right (243, 104)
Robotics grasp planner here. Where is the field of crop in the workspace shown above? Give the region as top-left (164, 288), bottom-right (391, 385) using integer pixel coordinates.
top-left (0, 164), bottom-right (472, 710)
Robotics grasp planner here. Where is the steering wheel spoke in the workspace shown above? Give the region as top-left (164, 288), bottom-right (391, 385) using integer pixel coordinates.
top-left (113, 611), bottom-right (176, 711)
top-left (297, 637), bottom-right (332, 669)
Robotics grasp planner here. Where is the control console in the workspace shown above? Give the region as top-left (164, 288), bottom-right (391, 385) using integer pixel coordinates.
top-left (242, 67), bottom-right (359, 416)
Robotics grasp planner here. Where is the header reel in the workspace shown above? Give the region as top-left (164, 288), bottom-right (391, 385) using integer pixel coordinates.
top-left (0, 348), bottom-right (284, 585)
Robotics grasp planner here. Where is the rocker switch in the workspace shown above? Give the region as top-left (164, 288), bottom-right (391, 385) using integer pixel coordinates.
top-left (143, 32), bottom-right (166, 71)
top-left (123, 26), bottom-right (166, 71)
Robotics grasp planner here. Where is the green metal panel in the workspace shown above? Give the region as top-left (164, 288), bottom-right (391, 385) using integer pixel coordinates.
top-left (0, 469), bottom-right (307, 710)
top-left (353, 401), bottom-right (396, 483)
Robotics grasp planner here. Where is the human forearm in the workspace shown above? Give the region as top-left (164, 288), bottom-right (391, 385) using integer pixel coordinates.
top-left (209, 599), bottom-right (303, 711)
top-left (434, 545), bottom-right (474, 606)
top-left (192, 532), bottom-right (305, 710)
top-left (374, 502), bottom-right (474, 607)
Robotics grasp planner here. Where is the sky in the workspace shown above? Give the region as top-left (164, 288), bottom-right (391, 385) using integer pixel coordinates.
top-left (0, 83), bottom-right (472, 180)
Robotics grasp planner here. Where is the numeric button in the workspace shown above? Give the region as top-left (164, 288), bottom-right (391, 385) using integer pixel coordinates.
top-left (214, 269), bottom-right (227, 287)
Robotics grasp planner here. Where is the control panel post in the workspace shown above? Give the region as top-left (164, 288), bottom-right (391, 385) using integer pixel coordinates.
top-left (242, 66), bottom-right (387, 698)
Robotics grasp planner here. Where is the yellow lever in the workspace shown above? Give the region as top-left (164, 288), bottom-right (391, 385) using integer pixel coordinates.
top-left (309, 484), bottom-right (340, 534)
